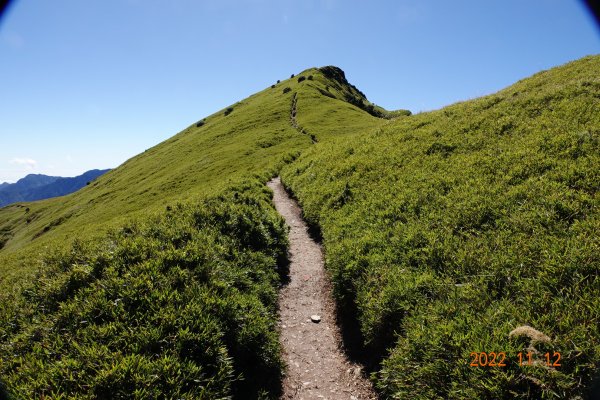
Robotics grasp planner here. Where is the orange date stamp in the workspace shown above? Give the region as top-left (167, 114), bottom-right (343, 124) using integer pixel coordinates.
top-left (469, 351), bottom-right (561, 367)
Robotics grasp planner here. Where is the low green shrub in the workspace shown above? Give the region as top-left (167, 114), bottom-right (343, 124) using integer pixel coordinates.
top-left (224, 107), bottom-right (234, 116)
top-left (0, 182), bottom-right (288, 399)
top-left (383, 109), bottom-right (412, 118)
top-left (282, 87), bottom-right (291, 94)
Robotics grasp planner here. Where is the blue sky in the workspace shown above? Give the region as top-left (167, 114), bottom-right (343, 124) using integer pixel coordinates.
top-left (0, 0), bottom-right (598, 183)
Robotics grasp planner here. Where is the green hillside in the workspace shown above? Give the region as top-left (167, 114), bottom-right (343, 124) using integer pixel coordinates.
top-left (282, 55), bottom-right (600, 398)
top-left (0, 77), bottom-right (306, 281)
top-left (0, 67), bottom-right (385, 280)
top-left (0, 66), bottom-right (383, 398)
top-left (1, 56), bottom-right (599, 398)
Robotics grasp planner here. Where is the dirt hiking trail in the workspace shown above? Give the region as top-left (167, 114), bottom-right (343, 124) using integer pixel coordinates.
top-left (267, 177), bottom-right (376, 400)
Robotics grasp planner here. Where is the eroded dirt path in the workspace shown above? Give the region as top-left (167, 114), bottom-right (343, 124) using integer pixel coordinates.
top-left (289, 92), bottom-right (317, 143)
top-left (290, 93), bottom-right (299, 130)
top-left (267, 177), bottom-right (376, 400)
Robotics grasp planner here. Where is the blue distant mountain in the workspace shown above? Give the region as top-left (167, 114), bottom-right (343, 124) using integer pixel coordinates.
top-left (0, 169), bottom-right (110, 207)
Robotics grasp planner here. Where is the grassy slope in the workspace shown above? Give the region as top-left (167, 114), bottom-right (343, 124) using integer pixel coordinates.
top-left (0, 68), bottom-right (382, 278)
top-left (0, 74), bottom-right (313, 398)
top-left (282, 56), bottom-right (600, 398)
top-left (0, 78), bottom-right (311, 282)
top-left (0, 187), bottom-right (289, 399)
top-left (0, 67), bottom-right (382, 398)
top-left (291, 69), bottom-right (388, 141)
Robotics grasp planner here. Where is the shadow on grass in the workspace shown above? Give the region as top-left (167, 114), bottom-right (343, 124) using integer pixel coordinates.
top-left (334, 301), bottom-right (385, 373)
top-left (0, 380), bottom-right (12, 400)
top-left (276, 245), bottom-right (291, 287)
top-left (587, 372), bottom-right (600, 400)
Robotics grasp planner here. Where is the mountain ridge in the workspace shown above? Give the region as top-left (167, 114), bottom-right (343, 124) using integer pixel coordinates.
top-left (0, 173), bottom-right (59, 188)
top-left (0, 169), bottom-right (110, 208)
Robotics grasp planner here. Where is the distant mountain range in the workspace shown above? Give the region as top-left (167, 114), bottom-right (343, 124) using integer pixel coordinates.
top-left (0, 169), bottom-right (110, 207)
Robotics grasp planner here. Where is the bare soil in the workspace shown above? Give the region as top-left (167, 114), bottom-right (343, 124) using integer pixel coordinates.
top-left (267, 177), bottom-right (376, 400)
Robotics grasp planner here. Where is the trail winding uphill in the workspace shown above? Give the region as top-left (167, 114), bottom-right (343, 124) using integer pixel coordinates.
top-left (267, 177), bottom-right (376, 400)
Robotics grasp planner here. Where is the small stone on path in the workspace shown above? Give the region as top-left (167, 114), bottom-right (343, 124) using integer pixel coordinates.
top-left (311, 314), bottom-right (321, 323)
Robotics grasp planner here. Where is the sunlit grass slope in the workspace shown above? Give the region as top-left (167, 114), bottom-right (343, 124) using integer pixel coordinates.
top-left (289, 67), bottom-right (391, 141)
top-left (0, 77), bottom-right (311, 281)
top-left (0, 67), bottom-right (385, 398)
top-left (1, 186), bottom-right (288, 398)
top-left (0, 67), bottom-right (387, 276)
top-left (282, 55), bottom-right (600, 398)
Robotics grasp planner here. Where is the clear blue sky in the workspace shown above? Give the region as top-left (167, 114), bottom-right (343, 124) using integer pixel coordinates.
top-left (0, 0), bottom-right (598, 183)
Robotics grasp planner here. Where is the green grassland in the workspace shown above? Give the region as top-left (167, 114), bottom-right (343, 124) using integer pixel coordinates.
top-left (1, 56), bottom-right (599, 398)
top-left (0, 76), bottom-right (309, 282)
top-left (0, 67), bottom-right (382, 398)
top-left (281, 55), bottom-right (600, 398)
top-left (0, 185), bottom-right (288, 398)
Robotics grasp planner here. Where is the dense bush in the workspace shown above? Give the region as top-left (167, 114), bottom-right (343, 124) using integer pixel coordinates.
top-left (224, 107), bottom-right (234, 116)
top-left (0, 183), bottom-right (288, 399)
top-left (282, 87), bottom-right (291, 94)
top-left (297, 76), bottom-right (306, 83)
top-left (384, 109), bottom-right (412, 118)
top-left (282, 56), bottom-right (600, 398)
top-left (195, 119), bottom-right (205, 127)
